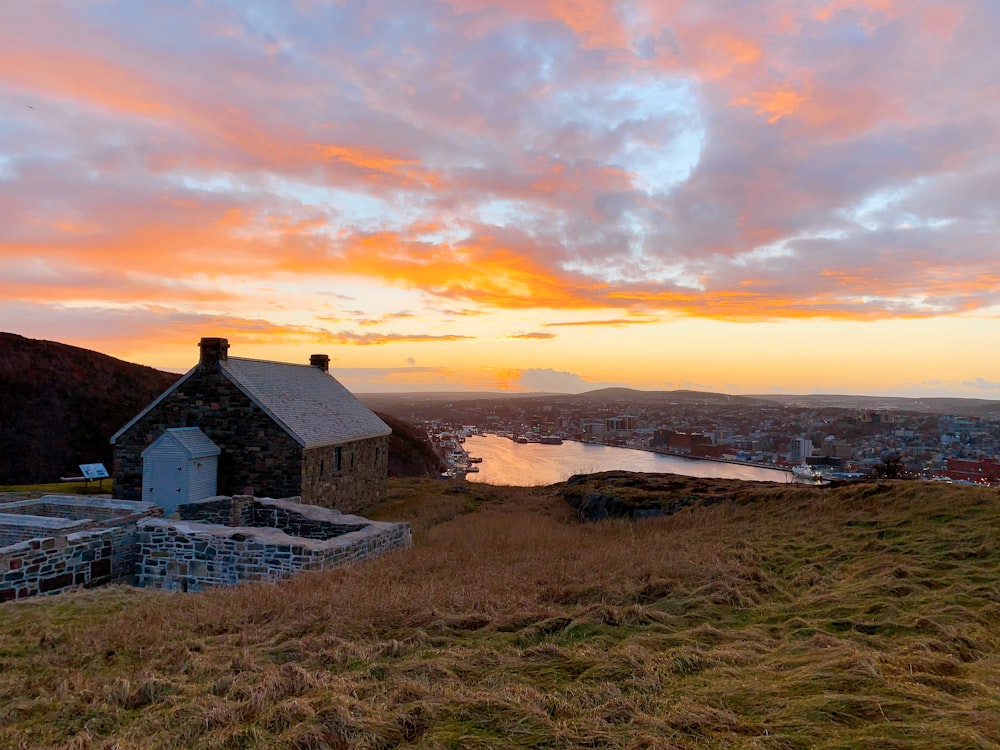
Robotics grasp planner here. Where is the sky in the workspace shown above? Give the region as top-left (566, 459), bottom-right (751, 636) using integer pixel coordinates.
top-left (2, 0), bottom-right (999, 397)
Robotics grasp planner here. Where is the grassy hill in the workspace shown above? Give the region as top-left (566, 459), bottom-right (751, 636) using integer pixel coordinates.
top-left (2, 475), bottom-right (999, 748)
top-left (0, 333), bottom-right (180, 484)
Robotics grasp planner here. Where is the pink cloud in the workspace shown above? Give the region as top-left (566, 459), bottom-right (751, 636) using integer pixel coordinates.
top-left (0, 0), bottom-right (997, 339)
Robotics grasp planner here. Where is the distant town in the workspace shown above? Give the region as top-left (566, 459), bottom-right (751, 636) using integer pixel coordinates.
top-left (362, 390), bottom-right (1000, 485)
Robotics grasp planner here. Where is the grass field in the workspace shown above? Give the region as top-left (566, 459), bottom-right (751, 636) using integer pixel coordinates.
top-left (2, 475), bottom-right (999, 749)
top-left (0, 480), bottom-right (112, 496)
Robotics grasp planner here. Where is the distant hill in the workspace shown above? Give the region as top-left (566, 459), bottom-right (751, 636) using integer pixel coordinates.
top-left (365, 386), bottom-right (999, 419)
top-left (0, 333), bottom-right (181, 484)
top-left (578, 387), bottom-right (765, 405)
top-left (750, 393), bottom-right (1000, 415)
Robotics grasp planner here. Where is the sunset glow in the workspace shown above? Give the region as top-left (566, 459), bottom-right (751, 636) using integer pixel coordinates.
top-left (3, 1), bottom-right (998, 396)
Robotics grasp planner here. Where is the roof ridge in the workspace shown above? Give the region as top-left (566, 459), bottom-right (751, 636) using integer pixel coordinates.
top-left (228, 356), bottom-right (316, 367)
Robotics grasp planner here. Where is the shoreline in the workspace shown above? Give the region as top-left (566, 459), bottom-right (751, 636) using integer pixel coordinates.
top-left (466, 434), bottom-right (795, 485)
top-left (562, 437), bottom-right (793, 475)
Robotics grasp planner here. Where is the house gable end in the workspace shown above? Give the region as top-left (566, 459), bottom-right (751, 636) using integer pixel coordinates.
top-left (110, 367), bottom-right (197, 445)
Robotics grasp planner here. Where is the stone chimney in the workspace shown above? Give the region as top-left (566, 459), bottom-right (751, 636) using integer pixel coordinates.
top-left (199, 337), bottom-right (229, 371)
top-left (309, 354), bottom-right (330, 372)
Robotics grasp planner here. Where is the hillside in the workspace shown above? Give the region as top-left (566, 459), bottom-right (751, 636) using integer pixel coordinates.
top-left (377, 411), bottom-right (446, 477)
top-left (2, 475), bottom-right (999, 748)
top-left (0, 333), bottom-right (180, 484)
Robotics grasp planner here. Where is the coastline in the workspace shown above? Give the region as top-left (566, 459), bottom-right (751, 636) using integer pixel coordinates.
top-left (562, 437), bottom-right (793, 475)
top-left (465, 434), bottom-right (793, 486)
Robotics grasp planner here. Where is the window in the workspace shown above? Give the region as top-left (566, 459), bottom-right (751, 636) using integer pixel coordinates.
top-left (334, 446), bottom-right (342, 473)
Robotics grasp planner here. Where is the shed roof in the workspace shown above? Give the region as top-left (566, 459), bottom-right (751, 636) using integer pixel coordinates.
top-left (142, 427), bottom-right (221, 459)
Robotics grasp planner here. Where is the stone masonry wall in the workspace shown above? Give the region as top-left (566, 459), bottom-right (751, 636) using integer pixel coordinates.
top-left (179, 495), bottom-right (367, 539)
top-left (0, 497), bottom-right (161, 601)
top-left (1, 493), bottom-right (408, 601)
top-left (1, 496), bottom-right (150, 522)
top-left (113, 369), bottom-right (303, 501)
top-left (301, 436), bottom-right (388, 512)
top-left (0, 515), bottom-right (92, 547)
top-left (135, 499), bottom-right (411, 592)
top-left (0, 526), bottom-right (135, 602)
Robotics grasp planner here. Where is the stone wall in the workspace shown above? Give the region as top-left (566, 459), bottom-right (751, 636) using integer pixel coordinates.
top-left (0, 526), bottom-right (137, 602)
top-left (179, 495), bottom-right (367, 539)
top-left (136, 498), bottom-right (411, 592)
top-left (113, 369), bottom-right (304, 501)
top-left (0, 496), bottom-right (161, 601)
top-left (1, 493), bottom-right (409, 601)
top-left (0, 514), bottom-right (92, 547)
top-left (0, 495), bottom-right (157, 522)
top-left (301, 436), bottom-right (389, 512)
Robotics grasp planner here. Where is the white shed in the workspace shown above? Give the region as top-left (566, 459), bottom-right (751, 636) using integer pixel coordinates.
top-left (141, 428), bottom-right (221, 514)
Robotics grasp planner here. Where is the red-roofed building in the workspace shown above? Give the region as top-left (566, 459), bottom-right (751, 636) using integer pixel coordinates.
top-left (945, 458), bottom-right (1000, 484)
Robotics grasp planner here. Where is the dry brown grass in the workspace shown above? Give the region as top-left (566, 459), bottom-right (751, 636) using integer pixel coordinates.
top-left (2, 476), bottom-right (1000, 748)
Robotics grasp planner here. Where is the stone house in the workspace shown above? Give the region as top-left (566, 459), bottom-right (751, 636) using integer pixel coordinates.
top-left (111, 338), bottom-right (391, 513)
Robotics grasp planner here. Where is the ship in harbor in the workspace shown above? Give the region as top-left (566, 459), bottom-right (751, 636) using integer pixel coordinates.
top-left (792, 464), bottom-right (822, 481)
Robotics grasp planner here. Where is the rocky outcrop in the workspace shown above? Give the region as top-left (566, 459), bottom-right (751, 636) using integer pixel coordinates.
top-left (559, 471), bottom-right (740, 521)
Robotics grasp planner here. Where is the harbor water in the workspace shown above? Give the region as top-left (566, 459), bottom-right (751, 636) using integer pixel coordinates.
top-left (463, 435), bottom-right (791, 486)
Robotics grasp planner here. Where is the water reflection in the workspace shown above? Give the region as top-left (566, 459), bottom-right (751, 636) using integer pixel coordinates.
top-left (464, 435), bottom-right (791, 486)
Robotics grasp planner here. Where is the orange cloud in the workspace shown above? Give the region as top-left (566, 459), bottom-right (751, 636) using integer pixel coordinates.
top-left (313, 144), bottom-right (444, 188)
top-left (548, 0), bottom-right (626, 49)
top-left (528, 162), bottom-right (633, 195)
top-left (732, 85), bottom-right (806, 123)
top-left (355, 313), bottom-right (416, 326)
top-left (0, 48), bottom-right (172, 118)
top-left (545, 317), bottom-right (660, 327)
top-left (815, 0), bottom-right (904, 25)
top-left (508, 332), bottom-right (556, 339)
top-left (732, 79), bottom-right (900, 137)
top-left (446, 0), bottom-right (626, 48)
top-left (0, 198), bottom-right (340, 304)
top-left (492, 367), bottom-right (525, 391)
top-left (707, 31), bottom-right (763, 69)
top-left (320, 331), bottom-right (474, 345)
top-left (0, 43), bottom-right (444, 191)
top-left (334, 231), bottom-right (609, 309)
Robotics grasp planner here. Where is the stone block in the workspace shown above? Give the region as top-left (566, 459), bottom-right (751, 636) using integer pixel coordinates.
top-left (39, 572), bottom-right (74, 593)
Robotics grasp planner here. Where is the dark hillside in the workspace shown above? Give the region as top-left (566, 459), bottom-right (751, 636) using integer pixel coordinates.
top-left (377, 411), bottom-right (445, 477)
top-left (0, 333), bottom-right (181, 484)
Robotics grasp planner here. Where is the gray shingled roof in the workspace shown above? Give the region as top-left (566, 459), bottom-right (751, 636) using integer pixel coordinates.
top-left (221, 358), bottom-right (390, 448)
top-left (142, 427), bottom-right (220, 458)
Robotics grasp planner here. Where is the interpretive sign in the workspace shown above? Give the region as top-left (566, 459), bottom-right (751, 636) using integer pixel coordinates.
top-left (79, 463), bottom-right (110, 480)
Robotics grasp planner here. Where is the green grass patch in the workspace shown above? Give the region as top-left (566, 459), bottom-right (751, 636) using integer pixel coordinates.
top-left (0, 480), bottom-right (112, 495)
